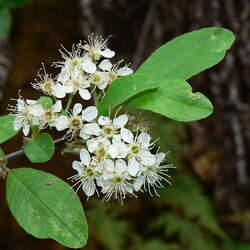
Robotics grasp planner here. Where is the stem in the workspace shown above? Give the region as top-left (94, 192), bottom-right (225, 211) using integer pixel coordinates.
top-left (92, 91), bottom-right (98, 106)
top-left (5, 137), bottom-right (66, 161)
top-left (92, 90), bottom-right (102, 106)
top-left (65, 93), bottom-right (74, 112)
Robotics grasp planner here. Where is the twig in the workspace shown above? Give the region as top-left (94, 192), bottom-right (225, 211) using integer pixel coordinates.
top-left (5, 137), bottom-right (66, 161)
top-left (0, 38), bottom-right (12, 101)
top-left (132, 0), bottom-right (159, 69)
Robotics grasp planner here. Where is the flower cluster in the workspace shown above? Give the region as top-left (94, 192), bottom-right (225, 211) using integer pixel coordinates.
top-left (8, 33), bottom-right (174, 202)
top-left (10, 34), bottom-right (133, 138)
top-left (70, 114), bottom-right (175, 202)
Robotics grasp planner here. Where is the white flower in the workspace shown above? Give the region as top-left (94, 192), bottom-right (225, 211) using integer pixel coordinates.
top-left (55, 44), bottom-right (96, 78)
top-left (88, 60), bottom-right (133, 90)
top-left (82, 33), bottom-right (115, 60)
top-left (54, 103), bottom-right (98, 138)
top-left (31, 65), bottom-right (68, 99)
top-left (60, 71), bottom-right (91, 100)
top-left (70, 148), bottom-right (100, 197)
top-left (38, 100), bottom-right (62, 129)
top-left (98, 59), bottom-right (133, 87)
top-left (86, 137), bottom-right (111, 160)
top-left (108, 142), bottom-right (128, 159)
top-left (9, 96), bottom-right (44, 136)
top-left (81, 114), bottom-right (128, 139)
top-left (89, 71), bottom-right (110, 90)
top-left (133, 152), bottom-right (175, 196)
top-left (100, 161), bottom-right (134, 202)
top-left (121, 128), bottom-right (155, 167)
top-left (99, 59), bottom-right (133, 77)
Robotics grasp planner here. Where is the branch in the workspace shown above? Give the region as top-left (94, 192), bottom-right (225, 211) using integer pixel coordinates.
top-left (5, 137), bottom-right (66, 161)
top-left (132, 0), bottom-right (159, 69)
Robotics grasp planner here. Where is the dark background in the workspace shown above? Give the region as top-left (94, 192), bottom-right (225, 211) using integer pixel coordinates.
top-left (0, 0), bottom-right (250, 249)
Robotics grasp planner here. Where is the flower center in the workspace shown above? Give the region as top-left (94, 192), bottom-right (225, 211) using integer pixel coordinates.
top-left (102, 125), bottom-right (116, 137)
top-left (41, 80), bottom-right (54, 94)
top-left (44, 110), bottom-right (56, 123)
top-left (85, 167), bottom-right (95, 177)
top-left (95, 145), bottom-right (107, 159)
top-left (71, 59), bottom-right (79, 66)
top-left (130, 144), bottom-right (140, 155)
top-left (90, 73), bottom-right (102, 84)
top-left (108, 72), bottom-right (117, 82)
top-left (69, 116), bottom-right (82, 130)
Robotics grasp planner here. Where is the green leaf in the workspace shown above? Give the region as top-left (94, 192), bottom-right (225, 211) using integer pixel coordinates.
top-left (0, 7), bottom-right (12, 38)
top-left (37, 96), bottom-right (53, 109)
top-left (24, 133), bottom-right (55, 163)
top-left (137, 27), bottom-right (235, 81)
top-left (0, 115), bottom-right (18, 143)
top-left (98, 74), bottom-right (158, 116)
top-left (126, 79), bottom-right (213, 122)
top-left (6, 168), bottom-right (88, 248)
top-left (2, 0), bottom-right (31, 8)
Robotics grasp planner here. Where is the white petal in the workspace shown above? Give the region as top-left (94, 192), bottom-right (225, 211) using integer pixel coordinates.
top-left (82, 106), bottom-right (98, 122)
top-left (98, 116), bottom-right (110, 126)
top-left (87, 139), bottom-right (99, 153)
top-left (73, 103), bottom-right (82, 115)
top-left (128, 158), bottom-right (140, 176)
top-left (98, 81), bottom-right (108, 90)
top-left (82, 181), bottom-right (95, 197)
top-left (117, 66), bottom-right (133, 76)
top-left (13, 116), bottom-right (23, 131)
top-left (108, 143), bottom-right (128, 159)
top-left (26, 99), bottom-right (36, 105)
top-left (112, 134), bottom-right (122, 144)
top-left (23, 124), bottom-right (30, 136)
top-left (99, 59), bottom-right (112, 71)
top-left (82, 59), bottom-right (96, 74)
top-left (72, 161), bottom-right (83, 175)
top-left (137, 132), bottom-right (151, 148)
top-left (63, 85), bottom-right (74, 93)
top-left (113, 114), bottom-right (128, 128)
top-left (155, 152), bottom-right (166, 165)
top-left (79, 88), bottom-right (91, 100)
top-left (54, 115), bottom-right (69, 131)
top-left (121, 127), bottom-right (134, 144)
top-left (17, 99), bottom-right (25, 112)
top-left (29, 104), bottom-right (44, 116)
top-left (79, 129), bottom-right (91, 140)
top-left (83, 123), bottom-right (101, 135)
top-left (140, 151), bottom-right (155, 166)
top-left (100, 48), bottom-right (115, 58)
top-left (133, 176), bottom-right (144, 191)
top-left (103, 159), bottom-right (115, 172)
top-left (115, 159), bottom-right (127, 174)
top-left (52, 84), bottom-right (67, 98)
top-left (80, 148), bottom-right (91, 166)
top-left (52, 100), bottom-right (62, 113)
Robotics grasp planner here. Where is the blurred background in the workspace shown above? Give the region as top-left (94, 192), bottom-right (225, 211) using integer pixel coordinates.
top-left (0, 0), bottom-right (250, 249)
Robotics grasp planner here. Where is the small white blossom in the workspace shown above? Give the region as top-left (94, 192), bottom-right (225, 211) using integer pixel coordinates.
top-left (31, 65), bottom-right (68, 98)
top-left (9, 96), bottom-right (44, 136)
top-left (70, 149), bottom-right (100, 197)
top-left (81, 114), bottom-right (128, 139)
top-left (82, 33), bottom-right (115, 60)
top-left (60, 71), bottom-right (91, 100)
top-left (121, 128), bottom-right (155, 166)
top-left (133, 152), bottom-right (175, 196)
top-left (38, 100), bottom-right (62, 129)
top-left (55, 44), bottom-right (96, 79)
top-left (99, 59), bottom-right (133, 77)
top-left (54, 103), bottom-right (98, 138)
